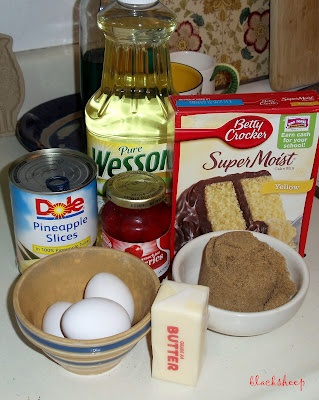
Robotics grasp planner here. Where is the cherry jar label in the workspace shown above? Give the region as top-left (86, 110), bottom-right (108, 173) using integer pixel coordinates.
top-left (102, 230), bottom-right (170, 278)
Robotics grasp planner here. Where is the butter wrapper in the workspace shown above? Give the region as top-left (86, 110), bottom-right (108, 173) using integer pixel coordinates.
top-left (151, 280), bottom-right (209, 386)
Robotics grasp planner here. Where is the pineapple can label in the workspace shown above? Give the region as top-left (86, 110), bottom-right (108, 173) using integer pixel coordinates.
top-left (9, 149), bottom-right (98, 273)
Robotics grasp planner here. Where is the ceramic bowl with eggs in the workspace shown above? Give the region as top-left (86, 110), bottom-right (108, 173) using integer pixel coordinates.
top-left (172, 230), bottom-right (309, 337)
top-left (13, 247), bottom-right (160, 375)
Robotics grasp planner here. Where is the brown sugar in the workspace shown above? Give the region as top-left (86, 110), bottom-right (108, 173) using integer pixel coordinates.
top-left (198, 231), bottom-right (296, 312)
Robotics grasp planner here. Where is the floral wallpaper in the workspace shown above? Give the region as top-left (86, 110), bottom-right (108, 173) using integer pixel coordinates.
top-left (163, 0), bottom-right (270, 86)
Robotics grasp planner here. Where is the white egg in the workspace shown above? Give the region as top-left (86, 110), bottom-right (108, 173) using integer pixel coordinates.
top-left (84, 272), bottom-right (135, 322)
top-left (61, 297), bottom-right (131, 340)
top-left (42, 301), bottom-right (72, 337)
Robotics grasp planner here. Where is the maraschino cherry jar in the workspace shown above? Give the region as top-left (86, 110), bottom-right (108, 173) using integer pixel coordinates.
top-left (101, 171), bottom-right (171, 281)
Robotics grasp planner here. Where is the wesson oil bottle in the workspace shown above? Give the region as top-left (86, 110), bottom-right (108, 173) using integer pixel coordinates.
top-left (85, 0), bottom-right (177, 209)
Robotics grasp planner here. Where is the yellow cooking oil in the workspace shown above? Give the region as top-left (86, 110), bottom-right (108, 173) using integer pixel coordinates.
top-left (85, 1), bottom-right (177, 207)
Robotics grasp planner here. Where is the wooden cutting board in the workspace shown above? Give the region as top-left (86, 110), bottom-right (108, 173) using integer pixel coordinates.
top-left (269, 0), bottom-right (319, 91)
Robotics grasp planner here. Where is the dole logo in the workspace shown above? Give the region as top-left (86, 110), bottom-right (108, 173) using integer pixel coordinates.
top-left (219, 115), bottom-right (273, 149)
top-left (35, 196), bottom-right (84, 219)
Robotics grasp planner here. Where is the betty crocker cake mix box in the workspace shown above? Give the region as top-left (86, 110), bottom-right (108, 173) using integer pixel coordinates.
top-left (169, 91), bottom-right (319, 257)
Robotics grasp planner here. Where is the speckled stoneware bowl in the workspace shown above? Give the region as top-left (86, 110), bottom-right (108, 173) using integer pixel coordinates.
top-left (172, 230), bottom-right (309, 336)
top-left (13, 247), bottom-right (160, 375)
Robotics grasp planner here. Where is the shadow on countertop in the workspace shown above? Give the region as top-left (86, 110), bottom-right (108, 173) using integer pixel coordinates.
top-left (299, 82), bottom-right (319, 93)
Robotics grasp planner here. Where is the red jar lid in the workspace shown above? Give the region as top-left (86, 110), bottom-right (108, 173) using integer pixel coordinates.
top-left (106, 171), bottom-right (166, 209)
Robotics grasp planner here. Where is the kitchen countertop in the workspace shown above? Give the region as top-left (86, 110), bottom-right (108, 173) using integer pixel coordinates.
top-left (1, 44), bottom-right (319, 399)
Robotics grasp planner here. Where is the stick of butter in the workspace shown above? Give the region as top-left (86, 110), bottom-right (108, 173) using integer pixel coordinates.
top-left (151, 280), bottom-right (209, 386)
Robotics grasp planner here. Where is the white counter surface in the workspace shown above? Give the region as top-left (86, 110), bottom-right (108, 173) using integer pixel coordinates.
top-left (1, 44), bottom-right (319, 399)
top-left (1, 135), bottom-right (319, 399)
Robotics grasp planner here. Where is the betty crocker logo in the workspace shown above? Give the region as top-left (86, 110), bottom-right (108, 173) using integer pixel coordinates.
top-left (220, 116), bottom-right (273, 149)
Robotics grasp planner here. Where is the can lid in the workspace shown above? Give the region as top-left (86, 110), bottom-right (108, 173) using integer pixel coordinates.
top-left (106, 171), bottom-right (166, 209)
top-left (9, 149), bottom-right (97, 193)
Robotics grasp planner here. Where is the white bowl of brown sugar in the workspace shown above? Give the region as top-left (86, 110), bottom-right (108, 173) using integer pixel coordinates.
top-left (172, 230), bottom-right (309, 336)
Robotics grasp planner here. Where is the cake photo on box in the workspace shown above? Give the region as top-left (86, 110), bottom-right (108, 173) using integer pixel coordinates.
top-left (174, 170), bottom-right (297, 253)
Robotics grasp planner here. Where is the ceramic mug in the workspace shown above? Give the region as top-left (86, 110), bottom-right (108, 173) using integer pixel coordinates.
top-left (170, 51), bottom-right (239, 94)
top-left (171, 62), bottom-right (203, 95)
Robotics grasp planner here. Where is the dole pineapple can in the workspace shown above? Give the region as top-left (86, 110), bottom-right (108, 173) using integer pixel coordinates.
top-left (9, 149), bottom-right (98, 273)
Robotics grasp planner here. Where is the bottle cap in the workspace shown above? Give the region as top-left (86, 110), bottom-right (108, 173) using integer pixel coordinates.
top-left (106, 171), bottom-right (166, 209)
top-left (119, 0), bottom-right (158, 5)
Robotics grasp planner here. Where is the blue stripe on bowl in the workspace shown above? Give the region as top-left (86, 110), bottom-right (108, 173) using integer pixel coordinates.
top-left (16, 317), bottom-right (150, 353)
top-left (49, 347), bottom-right (131, 367)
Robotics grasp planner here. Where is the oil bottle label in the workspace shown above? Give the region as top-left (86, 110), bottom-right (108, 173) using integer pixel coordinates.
top-left (87, 133), bottom-right (173, 200)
